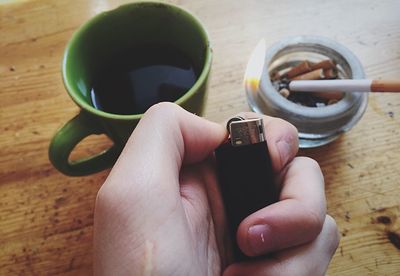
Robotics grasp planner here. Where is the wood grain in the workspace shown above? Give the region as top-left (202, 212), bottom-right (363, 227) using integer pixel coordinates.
top-left (1, 0), bottom-right (400, 274)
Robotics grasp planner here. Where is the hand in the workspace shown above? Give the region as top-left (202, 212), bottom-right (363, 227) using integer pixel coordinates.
top-left (93, 103), bottom-right (339, 276)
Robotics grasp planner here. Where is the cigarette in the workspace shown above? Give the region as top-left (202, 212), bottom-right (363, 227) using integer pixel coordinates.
top-left (289, 79), bottom-right (400, 93)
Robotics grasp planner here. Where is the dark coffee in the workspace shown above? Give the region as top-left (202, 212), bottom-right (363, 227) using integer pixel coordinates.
top-left (90, 44), bottom-right (198, 115)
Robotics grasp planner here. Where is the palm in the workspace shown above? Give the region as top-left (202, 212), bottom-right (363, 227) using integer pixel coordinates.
top-left (178, 160), bottom-right (229, 275)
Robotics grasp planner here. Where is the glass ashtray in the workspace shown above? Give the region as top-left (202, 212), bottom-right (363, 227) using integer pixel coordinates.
top-left (245, 36), bottom-right (368, 148)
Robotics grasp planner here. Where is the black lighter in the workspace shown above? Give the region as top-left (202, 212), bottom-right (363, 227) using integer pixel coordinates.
top-left (215, 117), bottom-right (278, 261)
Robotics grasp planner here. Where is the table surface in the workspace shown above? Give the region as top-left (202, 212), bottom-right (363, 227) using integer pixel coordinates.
top-left (1, 0), bottom-right (400, 275)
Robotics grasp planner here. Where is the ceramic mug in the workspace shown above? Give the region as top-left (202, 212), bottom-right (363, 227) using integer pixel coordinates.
top-left (49, 2), bottom-right (212, 176)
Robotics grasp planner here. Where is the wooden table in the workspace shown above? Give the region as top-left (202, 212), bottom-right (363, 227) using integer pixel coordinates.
top-left (1, 0), bottom-right (399, 274)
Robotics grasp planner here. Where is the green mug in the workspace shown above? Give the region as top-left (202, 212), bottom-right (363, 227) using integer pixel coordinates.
top-left (49, 2), bottom-right (212, 176)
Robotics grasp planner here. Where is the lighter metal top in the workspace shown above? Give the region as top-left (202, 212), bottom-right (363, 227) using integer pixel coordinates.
top-left (228, 117), bottom-right (265, 147)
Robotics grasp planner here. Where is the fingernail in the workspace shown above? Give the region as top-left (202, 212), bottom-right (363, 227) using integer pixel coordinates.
top-left (276, 139), bottom-right (291, 167)
top-left (248, 224), bottom-right (272, 255)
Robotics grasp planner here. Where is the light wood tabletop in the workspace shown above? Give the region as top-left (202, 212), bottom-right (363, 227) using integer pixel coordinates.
top-left (1, 0), bottom-right (400, 275)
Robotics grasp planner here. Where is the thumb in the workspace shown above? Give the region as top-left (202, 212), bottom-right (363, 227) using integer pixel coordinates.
top-left (94, 103), bottom-right (227, 274)
top-left (97, 102), bottom-right (227, 221)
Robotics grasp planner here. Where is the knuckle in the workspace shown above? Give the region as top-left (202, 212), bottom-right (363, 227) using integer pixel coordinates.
top-left (141, 103), bottom-right (183, 130)
top-left (275, 117), bottom-right (299, 137)
top-left (96, 181), bottom-right (115, 207)
top-left (293, 156), bottom-right (324, 181)
top-left (95, 178), bottom-right (127, 213)
top-left (301, 156), bottom-right (321, 170)
top-left (281, 121), bottom-right (299, 152)
top-left (95, 183), bottom-right (112, 213)
top-left (324, 215), bottom-right (340, 254)
top-left (304, 206), bottom-right (326, 237)
top-left (144, 102), bottom-right (180, 119)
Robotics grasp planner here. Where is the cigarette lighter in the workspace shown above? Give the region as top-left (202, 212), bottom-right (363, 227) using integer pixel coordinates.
top-left (215, 117), bottom-right (278, 261)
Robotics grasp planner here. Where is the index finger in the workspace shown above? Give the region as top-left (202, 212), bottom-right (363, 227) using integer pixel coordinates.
top-left (97, 102), bottom-right (227, 223)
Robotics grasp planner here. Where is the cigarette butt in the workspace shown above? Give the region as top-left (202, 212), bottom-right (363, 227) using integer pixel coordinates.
top-left (311, 91), bottom-right (344, 101)
top-left (323, 68), bottom-right (338, 79)
top-left (279, 88), bottom-right (290, 98)
top-left (285, 61), bottom-right (312, 79)
top-left (271, 71), bottom-right (281, 81)
top-left (310, 59), bottom-right (336, 70)
top-left (328, 99), bottom-right (339, 105)
top-left (293, 69), bottom-right (324, 80)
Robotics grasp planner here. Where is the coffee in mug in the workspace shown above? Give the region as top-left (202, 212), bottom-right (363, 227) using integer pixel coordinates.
top-left (90, 44), bottom-right (199, 115)
top-left (49, 2), bottom-right (212, 176)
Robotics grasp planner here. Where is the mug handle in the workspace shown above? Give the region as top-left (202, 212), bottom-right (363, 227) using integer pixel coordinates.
top-left (49, 112), bottom-right (120, 176)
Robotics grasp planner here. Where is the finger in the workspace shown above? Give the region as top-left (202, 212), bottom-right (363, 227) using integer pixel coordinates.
top-left (98, 102), bottom-right (227, 219)
top-left (224, 215), bottom-right (340, 276)
top-left (94, 103), bottom-right (227, 271)
top-left (236, 157), bottom-right (326, 256)
top-left (233, 112), bottom-right (298, 172)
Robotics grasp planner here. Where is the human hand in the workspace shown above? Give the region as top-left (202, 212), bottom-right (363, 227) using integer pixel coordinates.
top-left (93, 103), bottom-right (339, 275)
